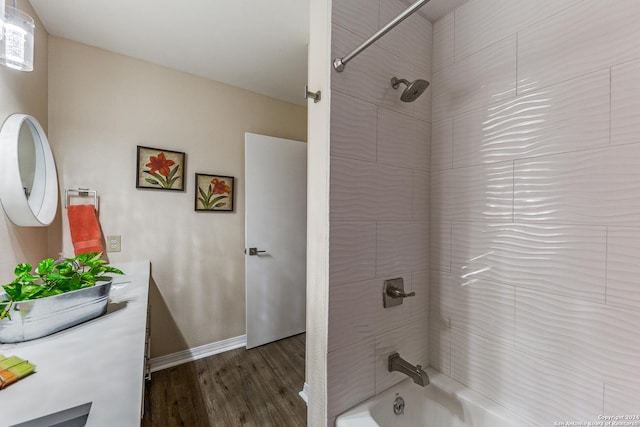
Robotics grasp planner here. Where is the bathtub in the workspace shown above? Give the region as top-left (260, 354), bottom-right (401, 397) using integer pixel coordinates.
top-left (335, 368), bottom-right (523, 427)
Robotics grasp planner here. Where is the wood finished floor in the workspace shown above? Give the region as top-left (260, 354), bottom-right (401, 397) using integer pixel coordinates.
top-left (143, 333), bottom-right (307, 427)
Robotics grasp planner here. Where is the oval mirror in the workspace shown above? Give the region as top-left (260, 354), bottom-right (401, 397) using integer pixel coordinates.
top-left (0, 114), bottom-right (58, 226)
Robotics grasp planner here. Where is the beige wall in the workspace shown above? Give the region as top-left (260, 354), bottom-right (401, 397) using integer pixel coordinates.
top-left (0, 1), bottom-right (54, 283)
top-left (47, 36), bottom-right (307, 357)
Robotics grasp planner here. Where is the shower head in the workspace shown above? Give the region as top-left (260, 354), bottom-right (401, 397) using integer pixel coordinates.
top-left (391, 77), bottom-right (430, 102)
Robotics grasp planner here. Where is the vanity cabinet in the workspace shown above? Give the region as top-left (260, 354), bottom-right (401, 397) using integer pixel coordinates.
top-left (0, 260), bottom-right (150, 426)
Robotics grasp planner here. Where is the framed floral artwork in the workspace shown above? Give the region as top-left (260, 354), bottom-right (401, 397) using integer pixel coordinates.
top-left (136, 145), bottom-right (186, 191)
top-left (195, 173), bottom-right (235, 212)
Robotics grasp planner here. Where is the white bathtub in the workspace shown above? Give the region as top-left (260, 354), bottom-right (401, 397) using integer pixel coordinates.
top-left (335, 369), bottom-right (524, 427)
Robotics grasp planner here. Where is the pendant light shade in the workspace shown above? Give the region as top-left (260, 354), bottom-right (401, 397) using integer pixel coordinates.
top-left (0, 5), bottom-right (34, 71)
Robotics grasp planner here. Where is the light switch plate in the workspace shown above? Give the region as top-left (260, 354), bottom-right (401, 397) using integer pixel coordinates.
top-left (106, 235), bottom-right (121, 253)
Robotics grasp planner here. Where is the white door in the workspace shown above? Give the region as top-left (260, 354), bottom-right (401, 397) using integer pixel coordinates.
top-left (245, 133), bottom-right (307, 349)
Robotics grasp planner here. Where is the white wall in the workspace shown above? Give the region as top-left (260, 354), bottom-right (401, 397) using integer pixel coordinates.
top-left (305, 1), bottom-right (332, 425)
top-left (327, 0), bottom-right (432, 423)
top-left (47, 36), bottom-right (307, 358)
top-left (431, 0), bottom-right (640, 423)
top-left (0, 1), bottom-right (54, 281)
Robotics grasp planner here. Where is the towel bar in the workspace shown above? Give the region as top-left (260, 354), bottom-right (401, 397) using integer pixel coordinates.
top-left (65, 188), bottom-right (98, 211)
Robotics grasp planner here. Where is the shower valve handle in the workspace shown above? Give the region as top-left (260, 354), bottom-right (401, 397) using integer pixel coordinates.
top-left (386, 287), bottom-right (416, 299)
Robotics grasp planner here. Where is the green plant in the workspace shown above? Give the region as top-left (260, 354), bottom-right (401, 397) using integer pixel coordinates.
top-left (0, 252), bottom-right (123, 320)
top-left (198, 184), bottom-right (228, 209)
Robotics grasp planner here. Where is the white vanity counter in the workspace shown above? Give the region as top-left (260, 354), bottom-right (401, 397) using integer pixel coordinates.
top-left (0, 260), bottom-right (150, 427)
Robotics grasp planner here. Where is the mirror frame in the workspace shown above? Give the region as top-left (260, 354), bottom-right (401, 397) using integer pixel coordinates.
top-left (0, 114), bottom-right (58, 227)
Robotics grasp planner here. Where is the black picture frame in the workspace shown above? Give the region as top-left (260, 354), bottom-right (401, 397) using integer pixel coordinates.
top-left (136, 145), bottom-right (186, 191)
top-left (194, 173), bottom-right (235, 212)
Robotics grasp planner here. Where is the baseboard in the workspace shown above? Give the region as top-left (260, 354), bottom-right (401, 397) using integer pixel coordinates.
top-left (298, 382), bottom-right (309, 405)
top-left (149, 334), bottom-right (247, 373)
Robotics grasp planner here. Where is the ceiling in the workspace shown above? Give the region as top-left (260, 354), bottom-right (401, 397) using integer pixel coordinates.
top-left (29, 0), bottom-right (466, 106)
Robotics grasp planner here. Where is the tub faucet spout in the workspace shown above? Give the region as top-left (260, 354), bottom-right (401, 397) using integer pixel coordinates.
top-left (388, 352), bottom-right (429, 386)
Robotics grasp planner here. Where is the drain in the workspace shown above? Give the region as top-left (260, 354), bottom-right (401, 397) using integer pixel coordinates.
top-left (393, 396), bottom-right (405, 415)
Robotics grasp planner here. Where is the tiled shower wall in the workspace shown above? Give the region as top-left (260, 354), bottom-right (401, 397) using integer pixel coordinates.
top-left (430, 0), bottom-right (640, 424)
top-left (327, 0), bottom-right (432, 423)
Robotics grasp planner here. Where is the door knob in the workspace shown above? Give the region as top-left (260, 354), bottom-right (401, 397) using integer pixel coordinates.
top-left (248, 247), bottom-right (267, 256)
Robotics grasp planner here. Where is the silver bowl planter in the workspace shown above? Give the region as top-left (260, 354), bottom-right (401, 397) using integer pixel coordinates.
top-left (0, 280), bottom-right (112, 343)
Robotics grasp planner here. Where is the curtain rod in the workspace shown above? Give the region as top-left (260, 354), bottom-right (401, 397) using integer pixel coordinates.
top-left (332, 0), bottom-right (431, 72)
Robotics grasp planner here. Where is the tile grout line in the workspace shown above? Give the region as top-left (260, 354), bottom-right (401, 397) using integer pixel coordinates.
top-left (375, 105), bottom-right (379, 163)
top-left (604, 225), bottom-right (608, 306)
top-left (609, 66), bottom-right (612, 145)
top-left (449, 221), bottom-right (453, 273)
top-left (512, 160), bottom-right (516, 222)
top-left (513, 286), bottom-right (517, 350)
top-left (515, 32), bottom-right (519, 97)
top-left (450, 116), bottom-right (455, 169)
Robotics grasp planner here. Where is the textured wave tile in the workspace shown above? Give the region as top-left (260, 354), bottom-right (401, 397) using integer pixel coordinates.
top-left (605, 382), bottom-right (640, 414)
top-left (332, 24), bottom-right (380, 103)
top-left (376, 221), bottom-right (429, 277)
top-left (331, 0), bottom-right (379, 41)
top-left (328, 276), bottom-right (411, 352)
top-left (607, 227), bottom-right (640, 309)
top-left (453, 69), bottom-right (610, 168)
top-left (518, 0), bottom-right (640, 94)
top-left (515, 287), bottom-right (640, 384)
top-left (327, 338), bottom-right (375, 420)
top-left (452, 328), bottom-right (603, 425)
top-left (330, 156), bottom-right (412, 221)
top-left (429, 270), bottom-right (454, 325)
top-left (375, 46), bottom-right (417, 118)
top-left (430, 220), bottom-right (451, 272)
top-left (329, 279), bottom-right (377, 352)
top-left (331, 25), bottom-right (410, 119)
top-left (329, 221), bottom-right (376, 287)
top-left (330, 91), bottom-right (378, 163)
top-left (412, 171), bottom-right (430, 221)
top-left (410, 269), bottom-right (429, 320)
top-left (451, 222), bottom-right (607, 302)
top-left (332, 24), bottom-right (417, 117)
top-left (432, 12), bottom-right (454, 73)
top-left (432, 36), bottom-right (516, 122)
top-left (612, 59), bottom-right (640, 145)
top-left (454, 0), bottom-right (581, 61)
top-left (378, 0), bottom-right (432, 71)
top-left (431, 161), bottom-right (514, 222)
top-left (374, 318), bottom-right (429, 393)
top-left (431, 270), bottom-right (515, 344)
top-left (514, 144), bottom-right (640, 225)
top-left (429, 318), bottom-right (451, 375)
top-left (431, 118), bottom-right (453, 171)
top-left (377, 107), bottom-right (430, 171)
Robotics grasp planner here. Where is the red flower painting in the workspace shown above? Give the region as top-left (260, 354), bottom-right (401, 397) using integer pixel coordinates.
top-left (146, 152), bottom-right (175, 177)
top-left (211, 178), bottom-right (231, 195)
top-left (196, 174), bottom-right (234, 211)
top-left (142, 151), bottom-right (181, 189)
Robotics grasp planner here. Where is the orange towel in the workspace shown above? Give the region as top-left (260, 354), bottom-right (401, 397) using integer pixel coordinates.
top-left (67, 205), bottom-right (104, 256)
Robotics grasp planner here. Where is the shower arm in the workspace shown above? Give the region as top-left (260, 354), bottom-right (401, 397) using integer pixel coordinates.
top-left (333, 0), bottom-right (431, 72)
top-left (391, 77), bottom-right (411, 88)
